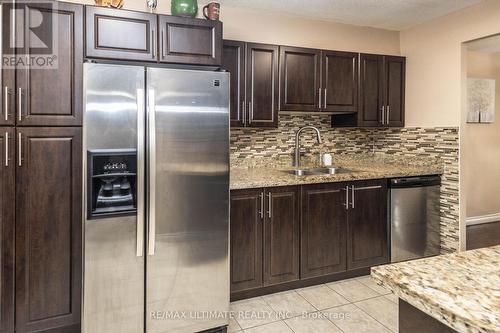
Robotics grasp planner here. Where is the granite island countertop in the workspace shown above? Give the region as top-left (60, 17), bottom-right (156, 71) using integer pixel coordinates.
top-left (371, 246), bottom-right (500, 333)
top-left (230, 154), bottom-right (443, 190)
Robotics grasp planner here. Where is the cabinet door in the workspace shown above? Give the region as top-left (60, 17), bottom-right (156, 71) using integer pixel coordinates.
top-left (301, 183), bottom-right (347, 278)
top-left (264, 187), bottom-right (300, 285)
top-left (322, 51), bottom-right (358, 112)
top-left (159, 15), bottom-right (222, 66)
top-left (230, 189), bottom-right (264, 293)
top-left (347, 180), bottom-right (388, 270)
top-left (16, 127), bottom-right (82, 333)
top-left (384, 56), bottom-right (405, 127)
top-left (0, 5), bottom-right (14, 126)
top-left (17, 2), bottom-right (83, 126)
top-left (359, 54), bottom-right (384, 127)
top-left (246, 43), bottom-right (279, 128)
top-left (86, 6), bottom-right (157, 62)
top-left (279, 46), bottom-right (321, 112)
top-left (0, 128), bottom-right (15, 333)
top-left (222, 40), bottom-right (246, 127)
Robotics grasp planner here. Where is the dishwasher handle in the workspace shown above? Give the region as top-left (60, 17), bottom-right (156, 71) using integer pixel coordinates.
top-left (389, 175), bottom-right (441, 188)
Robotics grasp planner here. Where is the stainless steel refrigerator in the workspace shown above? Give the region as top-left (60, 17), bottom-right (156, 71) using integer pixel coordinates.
top-left (82, 63), bottom-right (230, 333)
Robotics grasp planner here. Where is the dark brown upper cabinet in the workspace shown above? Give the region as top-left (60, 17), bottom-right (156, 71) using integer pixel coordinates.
top-left (230, 188), bottom-right (263, 293)
top-left (86, 6), bottom-right (158, 62)
top-left (322, 51), bottom-right (358, 112)
top-left (15, 2), bottom-right (83, 126)
top-left (246, 43), bottom-right (279, 128)
top-left (222, 41), bottom-right (278, 128)
top-left (301, 183), bottom-right (347, 279)
top-left (222, 40), bottom-right (246, 127)
top-left (0, 128), bottom-right (15, 333)
top-left (263, 186), bottom-right (300, 286)
top-left (359, 54), bottom-right (405, 127)
top-left (279, 47), bottom-right (321, 112)
top-left (347, 180), bottom-right (388, 270)
top-left (158, 15), bottom-right (222, 66)
top-left (0, 4), bottom-right (15, 126)
top-left (15, 127), bottom-right (82, 333)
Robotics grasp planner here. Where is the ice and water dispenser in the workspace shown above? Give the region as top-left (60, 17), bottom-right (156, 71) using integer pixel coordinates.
top-left (87, 149), bottom-right (137, 219)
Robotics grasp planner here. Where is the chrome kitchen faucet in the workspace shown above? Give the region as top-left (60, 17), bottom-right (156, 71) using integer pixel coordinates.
top-left (294, 126), bottom-right (322, 168)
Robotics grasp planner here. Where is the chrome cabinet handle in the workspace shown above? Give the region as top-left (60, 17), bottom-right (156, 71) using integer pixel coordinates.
top-left (136, 89), bottom-right (145, 257)
top-left (355, 185), bottom-right (382, 191)
top-left (151, 29), bottom-right (156, 59)
top-left (381, 106), bottom-right (385, 125)
top-left (147, 89), bottom-right (156, 256)
top-left (267, 192), bottom-right (272, 218)
top-left (241, 100), bottom-right (246, 125)
top-left (318, 88), bottom-right (322, 109)
top-left (161, 29), bottom-right (166, 58)
top-left (351, 185), bottom-right (355, 209)
top-left (324, 88), bottom-right (327, 108)
top-left (18, 88), bottom-right (22, 122)
top-left (248, 101), bottom-right (252, 124)
top-left (4, 87), bottom-right (9, 121)
top-left (344, 186), bottom-right (349, 210)
top-left (18, 132), bottom-right (22, 166)
top-left (259, 192), bottom-right (264, 219)
top-left (386, 105), bottom-right (390, 125)
top-left (4, 132), bottom-right (8, 167)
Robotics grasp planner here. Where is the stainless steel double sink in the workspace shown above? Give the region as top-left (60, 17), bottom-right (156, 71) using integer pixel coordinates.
top-left (284, 167), bottom-right (353, 176)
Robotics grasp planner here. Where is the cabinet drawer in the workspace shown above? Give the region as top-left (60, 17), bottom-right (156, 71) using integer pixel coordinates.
top-left (86, 6), bottom-right (157, 61)
top-left (159, 15), bottom-right (222, 65)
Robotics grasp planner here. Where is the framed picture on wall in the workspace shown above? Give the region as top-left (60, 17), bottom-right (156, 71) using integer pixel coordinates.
top-left (467, 78), bottom-right (495, 123)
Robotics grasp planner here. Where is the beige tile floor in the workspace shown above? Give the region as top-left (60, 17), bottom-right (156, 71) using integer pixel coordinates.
top-left (229, 275), bottom-right (398, 333)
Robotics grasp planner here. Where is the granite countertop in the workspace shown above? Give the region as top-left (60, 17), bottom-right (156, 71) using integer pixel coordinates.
top-left (371, 246), bottom-right (500, 333)
top-left (230, 154), bottom-right (443, 190)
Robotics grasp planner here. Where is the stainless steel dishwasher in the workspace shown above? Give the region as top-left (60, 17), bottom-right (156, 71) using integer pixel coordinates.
top-left (389, 175), bottom-right (441, 263)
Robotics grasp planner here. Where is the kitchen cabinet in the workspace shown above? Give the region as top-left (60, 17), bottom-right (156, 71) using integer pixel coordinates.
top-left (301, 183), bottom-right (347, 278)
top-left (0, 2), bottom-right (14, 126)
top-left (86, 6), bottom-right (222, 66)
top-left (158, 15), bottom-right (222, 66)
top-left (15, 127), bottom-right (82, 333)
top-left (322, 51), bottom-right (358, 112)
top-left (222, 41), bottom-right (279, 128)
top-left (346, 180), bottom-right (389, 269)
top-left (359, 54), bottom-right (405, 127)
top-left (222, 40), bottom-right (246, 127)
top-left (279, 48), bottom-right (358, 113)
top-left (230, 186), bottom-right (299, 292)
top-left (16, 2), bottom-right (83, 126)
top-left (86, 6), bottom-right (158, 62)
top-left (0, 128), bottom-right (15, 333)
top-left (279, 47), bottom-right (321, 112)
top-left (230, 189), bottom-right (263, 293)
top-left (263, 186), bottom-right (300, 285)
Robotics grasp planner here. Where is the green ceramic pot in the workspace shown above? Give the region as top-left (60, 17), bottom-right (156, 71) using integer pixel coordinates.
top-left (171, 0), bottom-right (198, 18)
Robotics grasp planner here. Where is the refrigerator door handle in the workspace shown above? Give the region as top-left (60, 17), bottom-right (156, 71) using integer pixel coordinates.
top-left (147, 88), bottom-right (156, 256)
top-left (136, 88), bottom-right (146, 257)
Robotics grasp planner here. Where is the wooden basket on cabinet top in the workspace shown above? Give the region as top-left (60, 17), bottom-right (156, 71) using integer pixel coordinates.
top-left (85, 6), bottom-right (222, 66)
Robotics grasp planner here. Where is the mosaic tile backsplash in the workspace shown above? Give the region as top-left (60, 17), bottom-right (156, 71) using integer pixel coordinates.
top-left (230, 114), bottom-right (460, 253)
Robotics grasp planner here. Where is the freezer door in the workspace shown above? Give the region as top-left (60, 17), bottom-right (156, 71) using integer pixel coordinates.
top-left (83, 63), bottom-right (146, 333)
top-left (146, 68), bottom-right (229, 333)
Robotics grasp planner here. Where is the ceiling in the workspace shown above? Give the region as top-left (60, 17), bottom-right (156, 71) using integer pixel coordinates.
top-left (467, 35), bottom-right (500, 54)
top-left (217, 0), bottom-right (483, 31)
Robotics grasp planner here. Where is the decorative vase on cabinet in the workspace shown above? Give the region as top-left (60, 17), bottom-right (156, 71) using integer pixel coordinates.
top-left (171, 0), bottom-right (198, 17)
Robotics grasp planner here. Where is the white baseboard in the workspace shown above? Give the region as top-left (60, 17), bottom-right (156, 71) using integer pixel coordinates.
top-left (466, 213), bottom-right (500, 226)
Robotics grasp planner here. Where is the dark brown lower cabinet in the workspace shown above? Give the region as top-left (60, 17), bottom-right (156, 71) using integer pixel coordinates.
top-left (0, 128), bottom-right (15, 333)
top-left (301, 183), bottom-right (347, 278)
top-left (230, 189), bottom-right (264, 293)
top-left (15, 127), bottom-right (82, 333)
top-left (347, 180), bottom-right (389, 270)
top-left (264, 186), bottom-right (300, 285)
top-left (230, 180), bottom-right (388, 299)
